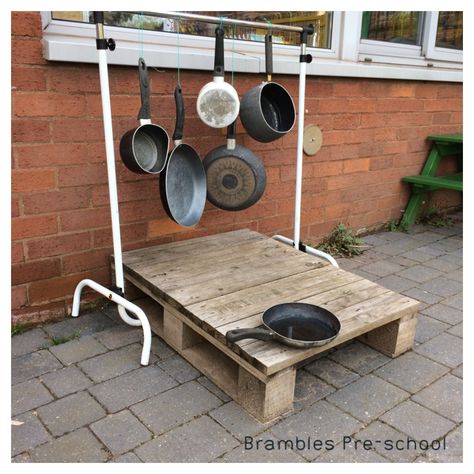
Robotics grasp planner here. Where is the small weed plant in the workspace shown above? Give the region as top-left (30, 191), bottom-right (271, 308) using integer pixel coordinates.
top-left (317, 223), bottom-right (366, 258)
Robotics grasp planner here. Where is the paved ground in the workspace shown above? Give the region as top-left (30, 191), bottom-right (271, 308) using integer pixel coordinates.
top-left (11, 214), bottom-right (463, 463)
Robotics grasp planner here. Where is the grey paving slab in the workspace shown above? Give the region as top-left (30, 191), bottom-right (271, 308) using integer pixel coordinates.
top-left (445, 268), bottom-right (463, 282)
top-left (380, 400), bottom-right (455, 442)
top-left (37, 390), bottom-right (106, 436)
top-left (447, 322), bottom-right (462, 338)
top-left (156, 353), bottom-right (200, 383)
top-left (374, 351), bottom-right (449, 393)
top-left (424, 257), bottom-right (460, 272)
top-left (415, 315), bottom-right (450, 343)
top-left (442, 292), bottom-right (463, 311)
top-left (90, 409), bottom-right (152, 456)
top-left (11, 453), bottom-right (31, 463)
top-left (326, 374), bottom-right (409, 423)
top-left (328, 341), bottom-right (390, 375)
top-left (209, 400), bottom-right (272, 442)
top-left (361, 259), bottom-right (405, 277)
top-left (418, 277), bottom-right (462, 298)
top-left (217, 433), bottom-right (306, 462)
top-left (337, 257), bottom-right (363, 271)
top-left (410, 231), bottom-right (444, 243)
top-left (397, 265), bottom-right (443, 283)
top-left (415, 333), bottom-right (463, 368)
top-left (412, 374), bottom-right (462, 423)
top-left (11, 328), bottom-right (51, 357)
top-left (362, 234), bottom-right (389, 246)
top-left (197, 376), bottom-right (232, 402)
top-left (351, 268), bottom-right (380, 281)
top-left (452, 364), bottom-right (463, 379)
top-left (313, 439), bottom-right (389, 463)
top-left (425, 425), bottom-right (462, 462)
top-left (293, 370), bottom-right (335, 410)
top-left (376, 274), bottom-right (417, 292)
top-left (88, 365), bottom-right (178, 413)
top-left (420, 303), bottom-right (462, 325)
top-left (40, 365), bottom-right (93, 397)
top-left (416, 244), bottom-right (447, 258)
top-left (12, 378), bottom-right (54, 416)
top-left (402, 287), bottom-right (443, 305)
top-left (385, 255), bottom-right (418, 268)
top-left (49, 334), bottom-right (108, 365)
top-left (355, 421), bottom-right (419, 462)
top-left (150, 336), bottom-right (175, 359)
top-left (78, 343), bottom-right (155, 383)
top-left (399, 249), bottom-right (434, 263)
top-left (11, 349), bottom-right (63, 385)
top-left (134, 415), bottom-right (239, 462)
top-left (111, 452), bottom-right (142, 463)
top-left (11, 411), bottom-right (51, 457)
top-left (30, 427), bottom-right (109, 463)
top-left (131, 380), bottom-right (222, 436)
top-left (43, 311), bottom-right (117, 339)
top-left (93, 325), bottom-right (142, 350)
top-left (376, 238), bottom-right (425, 256)
top-left (305, 357), bottom-right (359, 389)
top-left (376, 231), bottom-right (409, 242)
top-left (270, 400), bottom-right (362, 461)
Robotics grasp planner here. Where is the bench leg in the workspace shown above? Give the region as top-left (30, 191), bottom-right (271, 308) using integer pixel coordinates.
top-left (237, 366), bottom-right (296, 423)
top-left (358, 313), bottom-right (418, 358)
top-left (400, 191), bottom-right (427, 228)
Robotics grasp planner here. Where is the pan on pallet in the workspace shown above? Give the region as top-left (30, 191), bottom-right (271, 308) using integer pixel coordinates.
top-left (239, 34), bottom-right (296, 143)
top-left (203, 121), bottom-right (266, 211)
top-left (160, 85), bottom-right (206, 227)
top-left (226, 302), bottom-right (341, 349)
top-left (120, 58), bottom-right (169, 174)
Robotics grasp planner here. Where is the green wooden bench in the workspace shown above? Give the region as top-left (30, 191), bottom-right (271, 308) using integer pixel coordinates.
top-left (400, 133), bottom-right (463, 228)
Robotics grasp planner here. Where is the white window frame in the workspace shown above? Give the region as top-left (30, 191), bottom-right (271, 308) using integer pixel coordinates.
top-left (40, 11), bottom-right (462, 83)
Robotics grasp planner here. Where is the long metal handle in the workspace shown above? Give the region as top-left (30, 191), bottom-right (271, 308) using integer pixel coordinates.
top-left (213, 26), bottom-right (225, 77)
top-left (137, 57), bottom-right (151, 120)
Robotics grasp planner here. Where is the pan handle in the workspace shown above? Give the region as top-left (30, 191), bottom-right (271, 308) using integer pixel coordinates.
top-left (172, 85), bottom-right (185, 142)
top-left (137, 57), bottom-right (151, 121)
top-left (213, 26), bottom-right (225, 78)
top-left (226, 121), bottom-right (237, 150)
top-left (265, 34), bottom-right (273, 81)
top-left (226, 327), bottom-right (275, 343)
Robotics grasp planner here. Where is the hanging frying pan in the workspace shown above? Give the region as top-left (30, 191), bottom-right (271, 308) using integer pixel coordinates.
top-left (196, 26), bottom-right (240, 129)
top-left (160, 85), bottom-right (206, 227)
top-left (203, 121), bottom-right (266, 211)
top-left (226, 303), bottom-right (341, 349)
top-left (239, 34), bottom-right (296, 143)
top-left (120, 58), bottom-right (170, 174)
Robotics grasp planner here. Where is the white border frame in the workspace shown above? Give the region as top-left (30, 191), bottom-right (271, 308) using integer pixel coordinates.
top-left (40, 11), bottom-right (462, 82)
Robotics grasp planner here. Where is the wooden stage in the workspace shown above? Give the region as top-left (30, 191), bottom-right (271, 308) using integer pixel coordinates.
top-left (115, 229), bottom-right (420, 422)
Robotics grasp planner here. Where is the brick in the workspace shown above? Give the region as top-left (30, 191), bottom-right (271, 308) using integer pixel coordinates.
top-left (389, 83), bottom-right (416, 97)
top-left (333, 81), bottom-right (362, 97)
top-left (86, 94), bottom-right (139, 117)
top-left (23, 187), bottom-right (91, 214)
top-left (147, 217), bottom-right (184, 238)
top-left (12, 215), bottom-right (58, 240)
top-left (60, 207), bottom-right (111, 232)
top-left (93, 222), bottom-right (148, 247)
top-left (383, 141), bottom-right (408, 155)
top-left (347, 99), bottom-right (376, 113)
top-left (14, 143), bottom-right (88, 168)
top-left (12, 259), bottom-right (61, 285)
top-left (318, 98), bottom-right (348, 114)
top-left (12, 119), bottom-right (50, 143)
top-left (12, 285), bottom-right (28, 309)
top-left (14, 93), bottom-right (85, 117)
top-left (62, 248), bottom-right (111, 274)
top-left (12, 66), bottom-right (46, 91)
top-left (48, 65), bottom-right (100, 93)
top-left (343, 158), bottom-right (370, 174)
top-left (51, 119), bottom-right (104, 142)
top-left (333, 114), bottom-right (360, 129)
top-left (58, 164), bottom-right (108, 187)
top-left (135, 416), bottom-right (239, 463)
top-left (12, 39), bottom-right (45, 65)
top-left (27, 232), bottom-right (90, 259)
top-left (11, 12), bottom-right (42, 37)
top-left (12, 301), bottom-right (66, 326)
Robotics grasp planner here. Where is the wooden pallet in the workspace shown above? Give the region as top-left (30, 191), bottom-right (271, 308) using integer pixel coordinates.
top-left (115, 229), bottom-right (419, 422)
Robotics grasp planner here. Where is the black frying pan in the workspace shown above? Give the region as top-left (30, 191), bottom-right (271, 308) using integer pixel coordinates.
top-left (160, 85), bottom-right (206, 227)
top-left (226, 302), bottom-right (341, 349)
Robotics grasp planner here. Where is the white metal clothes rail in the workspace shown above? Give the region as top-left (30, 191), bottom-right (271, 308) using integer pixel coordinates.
top-left (71, 11), bottom-right (337, 367)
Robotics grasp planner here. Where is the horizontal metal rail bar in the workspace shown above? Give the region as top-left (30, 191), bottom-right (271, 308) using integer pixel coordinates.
top-left (130, 10), bottom-right (305, 33)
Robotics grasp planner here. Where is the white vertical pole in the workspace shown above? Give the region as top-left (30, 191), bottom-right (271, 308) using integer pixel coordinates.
top-left (293, 42), bottom-right (307, 249)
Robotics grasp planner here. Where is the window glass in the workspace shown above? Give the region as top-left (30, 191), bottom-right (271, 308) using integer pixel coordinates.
top-left (51, 11), bottom-right (333, 48)
top-left (361, 11), bottom-right (423, 45)
top-left (436, 11), bottom-right (462, 50)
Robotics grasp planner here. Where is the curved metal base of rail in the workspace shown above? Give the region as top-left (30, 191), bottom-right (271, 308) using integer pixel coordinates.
top-left (71, 278), bottom-right (152, 366)
top-left (273, 234), bottom-right (339, 268)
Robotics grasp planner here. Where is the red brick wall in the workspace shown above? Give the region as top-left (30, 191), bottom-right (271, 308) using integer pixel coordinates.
top-left (11, 12), bottom-right (463, 324)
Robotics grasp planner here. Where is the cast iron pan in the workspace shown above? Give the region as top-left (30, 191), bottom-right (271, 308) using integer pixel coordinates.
top-left (226, 302), bottom-right (341, 349)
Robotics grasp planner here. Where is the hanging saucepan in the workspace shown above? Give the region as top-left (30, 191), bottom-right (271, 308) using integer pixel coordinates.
top-left (160, 85), bottom-right (206, 227)
top-left (196, 26), bottom-right (240, 129)
top-left (226, 302), bottom-right (341, 349)
top-left (120, 58), bottom-right (170, 174)
top-left (203, 121), bottom-right (266, 211)
top-left (239, 34), bottom-right (296, 143)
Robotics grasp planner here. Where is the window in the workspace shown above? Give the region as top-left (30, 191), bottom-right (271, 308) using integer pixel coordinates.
top-left (41, 11), bottom-right (462, 82)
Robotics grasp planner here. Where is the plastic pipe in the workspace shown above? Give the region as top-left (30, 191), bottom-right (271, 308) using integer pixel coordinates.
top-left (273, 234), bottom-right (339, 268)
top-left (72, 279), bottom-right (151, 365)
